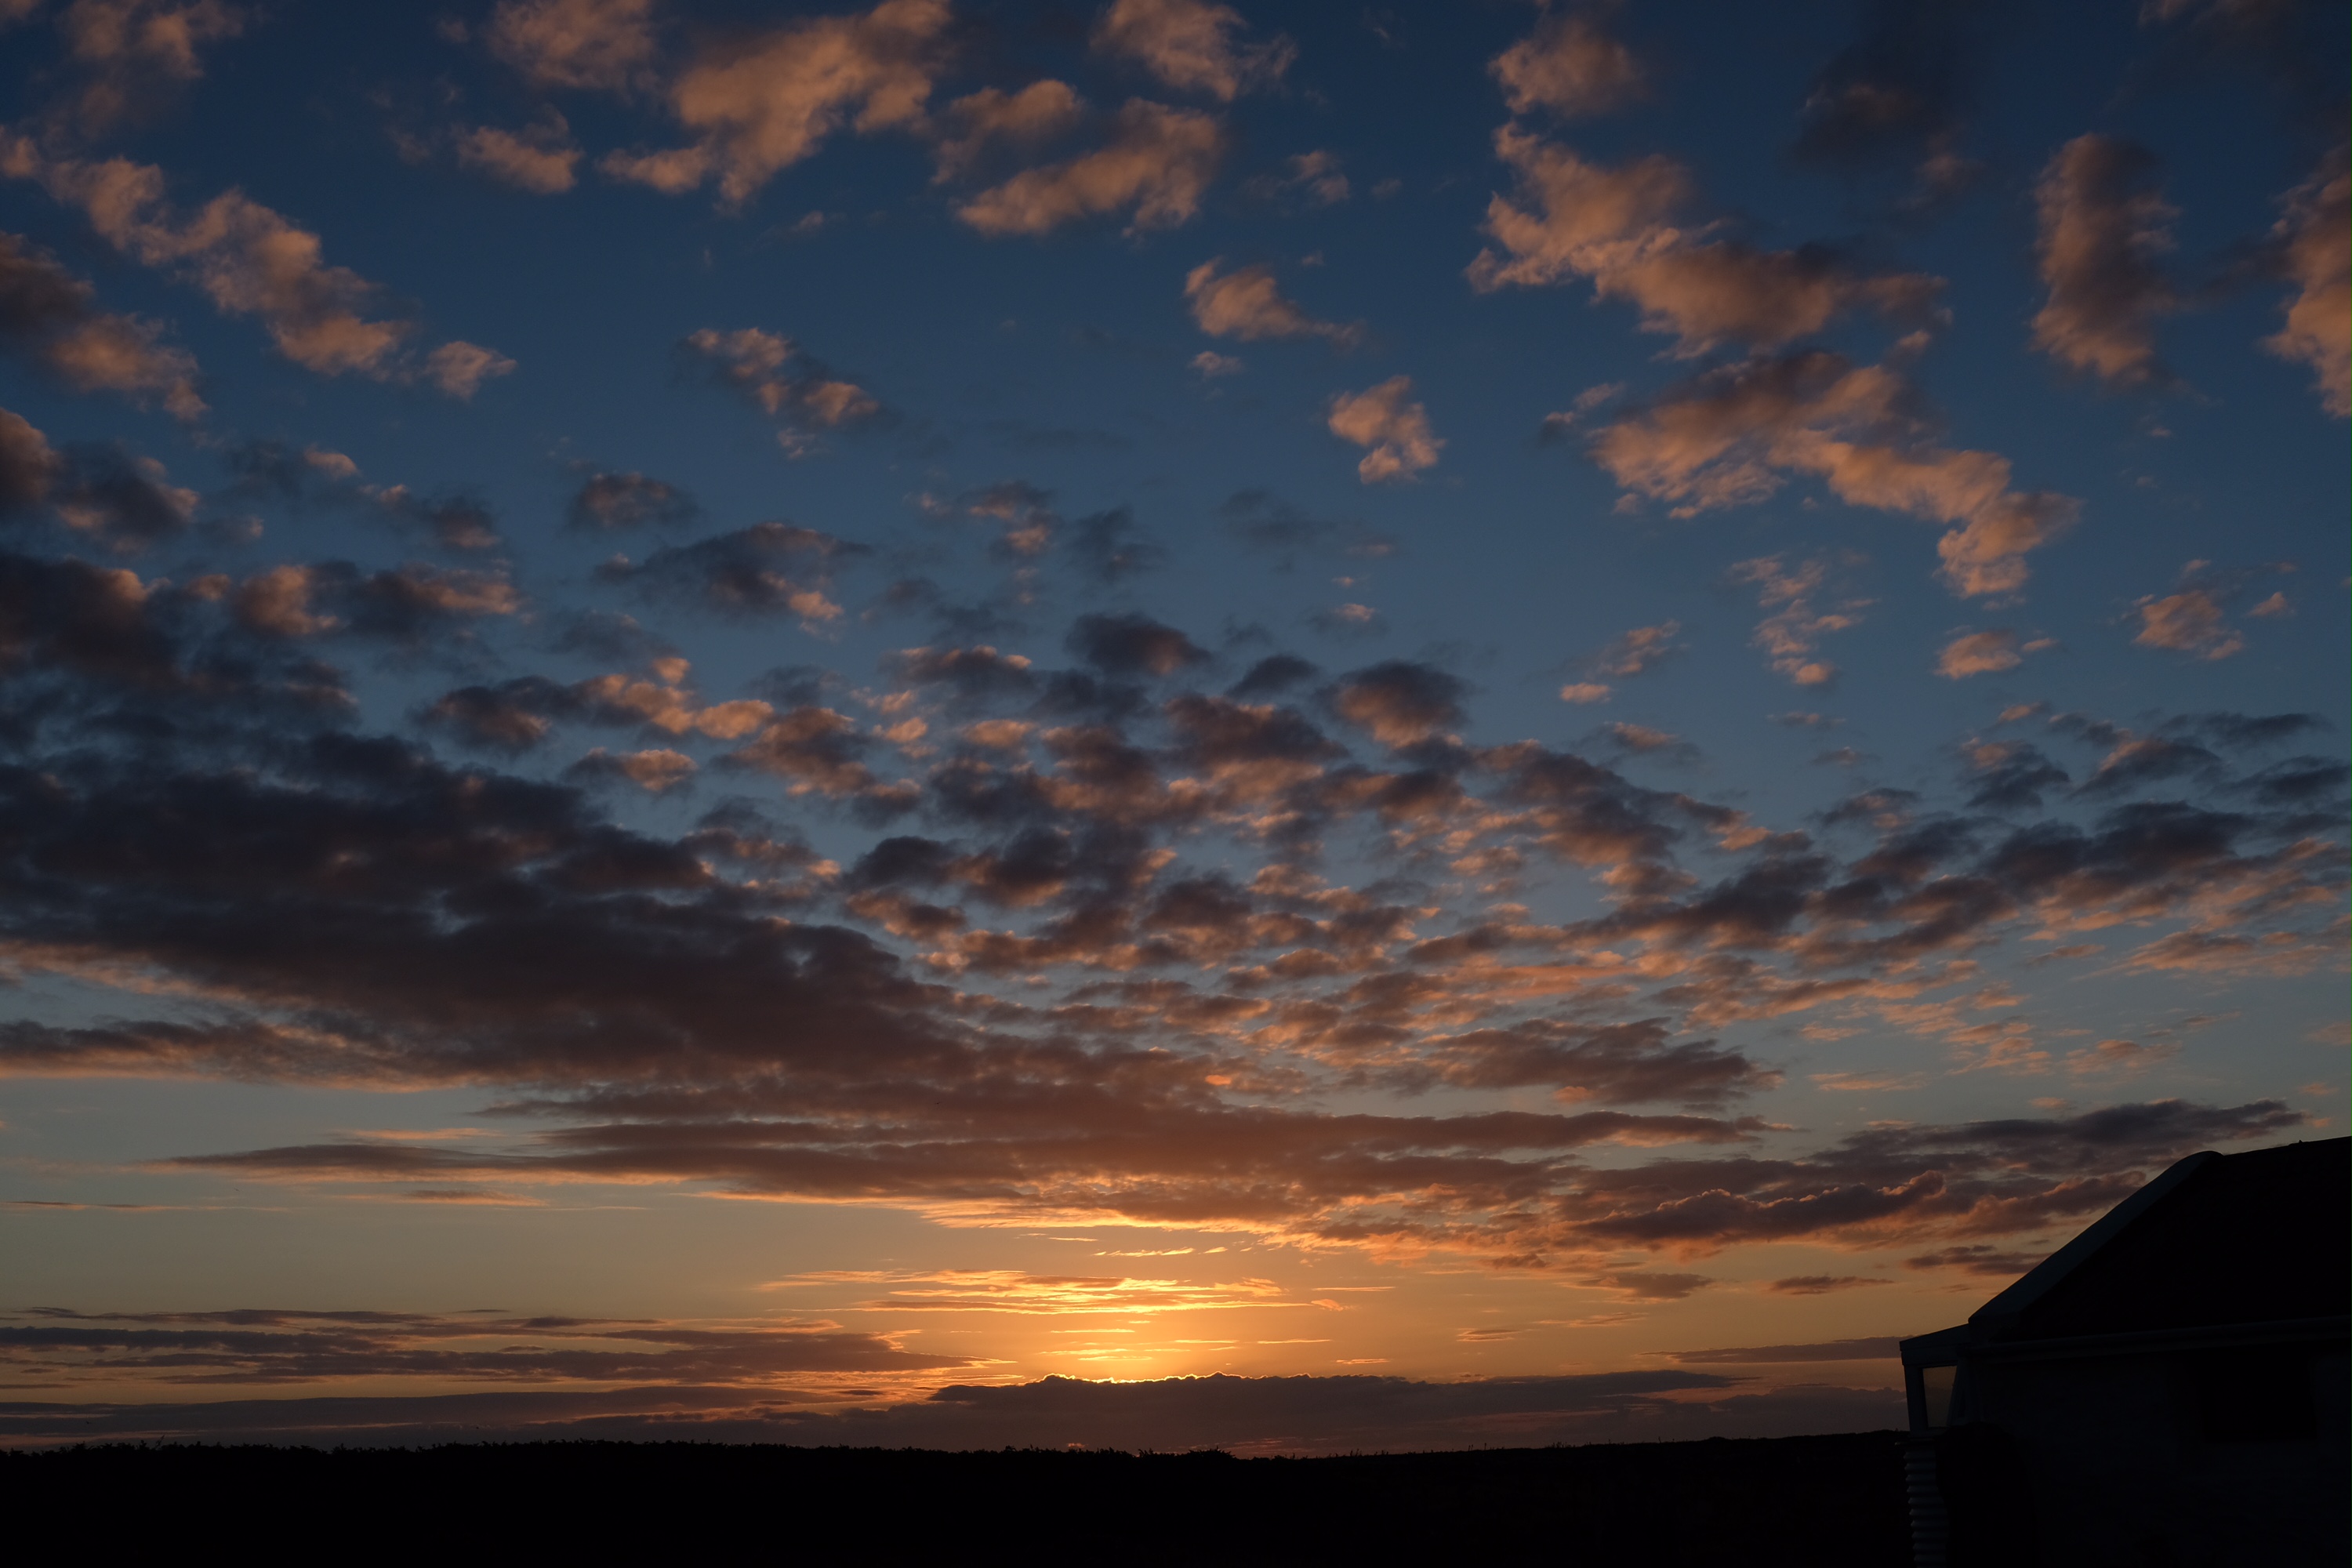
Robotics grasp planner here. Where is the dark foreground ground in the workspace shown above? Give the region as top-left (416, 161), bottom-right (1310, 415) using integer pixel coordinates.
top-left (9, 1429), bottom-right (1910, 1565)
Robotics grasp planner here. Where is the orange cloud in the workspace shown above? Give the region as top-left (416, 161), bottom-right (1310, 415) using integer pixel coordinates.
top-left (1091, 0), bottom-right (1293, 102)
top-left (1469, 128), bottom-right (1944, 355)
top-left (456, 114), bottom-right (583, 194)
top-left (956, 99), bottom-right (1222, 237)
top-left (487, 0), bottom-right (659, 93)
top-left (1327, 376), bottom-right (1442, 483)
top-left (1937, 629), bottom-right (2025, 679)
top-left (931, 80), bottom-right (1084, 180)
top-left (1184, 258), bottom-right (1361, 346)
top-left (1490, 5), bottom-right (1644, 119)
top-left (1590, 351), bottom-right (2077, 597)
top-left (1, 138), bottom-right (505, 392)
top-left (603, 0), bottom-right (950, 206)
top-left (2263, 145), bottom-right (2349, 417)
top-left (0, 231), bottom-right (204, 419)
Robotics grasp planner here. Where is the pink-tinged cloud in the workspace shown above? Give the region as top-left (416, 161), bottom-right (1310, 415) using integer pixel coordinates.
top-left (456, 115), bottom-right (583, 194)
top-left (930, 80), bottom-right (1085, 180)
top-left (684, 327), bottom-right (881, 452)
top-left (54, 0), bottom-right (246, 134)
top-left (1937, 629), bottom-right (2024, 679)
top-left (1091, 0), bottom-right (1293, 103)
top-left (1490, 5), bottom-right (1645, 119)
top-left (1184, 258), bottom-right (1361, 346)
top-left (1327, 376), bottom-right (1442, 483)
top-left (2031, 134), bottom-right (2179, 387)
top-left (2133, 587), bottom-right (2241, 661)
top-left (1730, 557), bottom-right (1859, 687)
top-left (1590, 351), bottom-right (2078, 597)
top-left (0, 139), bottom-right (504, 392)
top-left (0, 230), bottom-right (204, 419)
top-left (487, 0), bottom-right (659, 93)
top-left (1468, 129), bottom-right (1944, 355)
top-left (956, 100), bottom-right (1223, 237)
top-left (2263, 146), bottom-right (2349, 417)
top-left (602, 0), bottom-right (950, 206)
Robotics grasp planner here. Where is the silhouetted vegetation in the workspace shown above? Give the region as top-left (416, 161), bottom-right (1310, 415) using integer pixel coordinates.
top-left (9, 1429), bottom-right (1908, 1564)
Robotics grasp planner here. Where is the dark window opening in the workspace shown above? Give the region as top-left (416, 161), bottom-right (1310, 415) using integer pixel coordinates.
top-left (2186, 1347), bottom-right (2318, 1443)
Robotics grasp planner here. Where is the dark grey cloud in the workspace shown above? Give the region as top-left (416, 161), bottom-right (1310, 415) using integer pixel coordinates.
top-left (1327, 661), bottom-right (1466, 747)
top-left (596, 523), bottom-right (866, 617)
top-left (1666, 1337), bottom-right (1901, 1364)
top-left (1065, 506), bottom-right (1164, 583)
top-left (566, 470), bottom-right (699, 531)
top-left (1067, 613), bottom-right (1210, 677)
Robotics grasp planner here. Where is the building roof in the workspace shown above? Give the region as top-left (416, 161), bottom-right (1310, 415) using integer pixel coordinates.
top-left (1966, 1138), bottom-right (2350, 1344)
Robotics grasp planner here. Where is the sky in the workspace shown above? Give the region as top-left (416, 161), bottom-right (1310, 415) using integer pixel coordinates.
top-left (0, 0), bottom-right (2343, 1454)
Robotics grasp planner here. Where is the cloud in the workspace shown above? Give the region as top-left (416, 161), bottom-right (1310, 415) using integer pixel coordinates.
top-left (53, 0), bottom-right (247, 134)
top-left (1902, 1243), bottom-right (2043, 1276)
top-left (1218, 489), bottom-right (1394, 565)
top-left (1489, 5), bottom-right (1644, 119)
top-left (1468, 128), bottom-right (1945, 355)
top-left (1591, 351), bottom-right (2078, 597)
top-left (2263, 146), bottom-right (2349, 416)
top-left (1730, 557), bottom-right (1860, 687)
top-left (1327, 377), bottom-right (1441, 484)
top-left (0, 1305), bottom-right (966, 1392)
top-left (1327, 660), bottom-right (1465, 747)
top-left (2132, 564), bottom-right (2255, 661)
top-left (1591, 620), bottom-right (1682, 679)
top-left (1243, 149), bottom-right (1348, 207)
top-left (2030, 134), bottom-right (2180, 387)
top-left (456, 113), bottom-right (583, 194)
top-left (1065, 506), bottom-right (1164, 584)
top-left (0, 406), bottom-right (205, 550)
top-left (1191, 350), bottom-right (1243, 378)
top-left (596, 522), bottom-right (861, 627)
top-left (0, 406), bottom-right (55, 510)
top-left (487, 0), bottom-right (659, 93)
top-left (1665, 1335), bottom-right (1898, 1361)
top-left (0, 140), bottom-right (504, 391)
top-left (423, 340), bottom-right (517, 401)
top-left (1559, 683), bottom-right (1611, 704)
top-left (0, 514), bottom-right (2336, 1283)
top-left (0, 231), bottom-right (204, 418)
top-left (1789, 0), bottom-right (1985, 209)
top-left (683, 328), bottom-right (882, 452)
top-left (1936, 629), bottom-right (2027, 679)
top-left (567, 470), bottom-right (698, 531)
top-left (930, 80), bottom-right (1085, 181)
top-left (1598, 722), bottom-right (1686, 757)
top-left (1066, 612), bottom-right (1208, 677)
top-left (1759, 1276), bottom-right (1893, 1296)
top-left (1184, 259), bottom-right (1361, 346)
top-left (956, 100), bottom-right (1223, 237)
top-left (230, 561), bottom-right (523, 645)
top-left (601, 0), bottom-right (949, 206)
top-left (2132, 589), bottom-right (2241, 660)
top-left (1090, 0), bottom-right (1294, 103)
top-left (568, 746), bottom-right (697, 793)
top-left (1423, 1018), bottom-right (1773, 1108)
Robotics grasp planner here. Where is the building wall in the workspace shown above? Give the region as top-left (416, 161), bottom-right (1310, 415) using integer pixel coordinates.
top-left (1959, 1344), bottom-right (2347, 1567)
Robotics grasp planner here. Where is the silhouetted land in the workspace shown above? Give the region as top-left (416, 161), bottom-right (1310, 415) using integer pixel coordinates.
top-left (9, 1430), bottom-right (1907, 1564)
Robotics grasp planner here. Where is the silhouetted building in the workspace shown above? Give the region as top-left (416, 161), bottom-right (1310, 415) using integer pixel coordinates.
top-left (1899, 1137), bottom-right (2349, 1566)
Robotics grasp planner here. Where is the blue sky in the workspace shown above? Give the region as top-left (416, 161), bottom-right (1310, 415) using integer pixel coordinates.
top-left (0, 0), bottom-right (2343, 1451)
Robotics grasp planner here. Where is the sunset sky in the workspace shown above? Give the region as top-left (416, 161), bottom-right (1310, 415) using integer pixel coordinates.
top-left (0, 0), bottom-right (2344, 1452)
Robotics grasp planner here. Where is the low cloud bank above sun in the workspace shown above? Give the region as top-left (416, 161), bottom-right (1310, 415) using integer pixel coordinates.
top-left (0, 0), bottom-right (2342, 1450)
